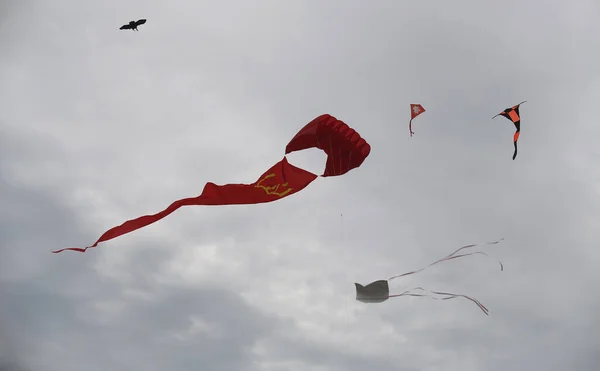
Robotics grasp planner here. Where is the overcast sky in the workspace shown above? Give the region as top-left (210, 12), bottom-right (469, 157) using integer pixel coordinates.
top-left (2, 1), bottom-right (600, 370)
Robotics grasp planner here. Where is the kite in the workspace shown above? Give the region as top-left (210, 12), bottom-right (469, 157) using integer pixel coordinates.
top-left (120, 19), bottom-right (147, 31)
top-left (355, 238), bottom-right (504, 315)
top-left (492, 101), bottom-right (526, 160)
top-left (409, 104), bottom-right (425, 137)
top-left (286, 113), bottom-right (371, 176)
top-left (53, 114), bottom-right (370, 253)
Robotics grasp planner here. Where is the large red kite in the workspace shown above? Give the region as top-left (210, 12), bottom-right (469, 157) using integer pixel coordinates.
top-left (53, 114), bottom-right (370, 253)
top-left (286, 114), bottom-right (371, 177)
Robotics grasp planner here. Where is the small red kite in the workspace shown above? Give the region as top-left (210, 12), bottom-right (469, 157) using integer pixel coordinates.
top-left (409, 104), bottom-right (425, 137)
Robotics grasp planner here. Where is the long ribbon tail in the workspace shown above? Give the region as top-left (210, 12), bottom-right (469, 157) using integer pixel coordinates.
top-left (388, 238), bottom-right (504, 281)
top-left (388, 287), bottom-right (489, 315)
top-left (512, 130), bottom-right (520, 161)
top-left (409, 119), bottom-right (414, 137)
top-left (51, 196), bottom-right (200, 253)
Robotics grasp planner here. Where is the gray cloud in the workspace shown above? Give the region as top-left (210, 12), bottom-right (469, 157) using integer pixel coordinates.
top-left (2, 1), bottom-right (600, 370)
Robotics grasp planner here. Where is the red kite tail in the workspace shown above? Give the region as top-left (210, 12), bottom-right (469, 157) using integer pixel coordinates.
top-left (52, 158), bottom-right (318, 253)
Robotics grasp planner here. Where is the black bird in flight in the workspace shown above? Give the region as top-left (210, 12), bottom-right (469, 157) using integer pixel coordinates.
top-left (120, 19), bottom-right (147, 31)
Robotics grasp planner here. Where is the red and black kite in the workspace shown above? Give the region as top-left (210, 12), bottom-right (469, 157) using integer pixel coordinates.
top-left (492, 101), bottom-right (526, 160)
top-left (53, 114), bottom-right (370, 253)
top-left (355, 238), bottom-right (504, 315)
top-left (409, 104), bottom-right (425, 137)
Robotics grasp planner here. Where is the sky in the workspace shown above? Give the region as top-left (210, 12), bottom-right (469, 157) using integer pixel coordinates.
top-left (1, 1), bottom-right (600, 370)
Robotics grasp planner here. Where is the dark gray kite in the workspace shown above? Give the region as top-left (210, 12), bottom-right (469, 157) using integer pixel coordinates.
top-left (120, 19), bottom-right (147, 31)
top-left (355, 238), bottom-right (505, 315)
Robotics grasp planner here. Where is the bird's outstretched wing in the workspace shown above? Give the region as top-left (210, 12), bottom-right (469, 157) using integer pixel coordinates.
top-left (135, 19), bottom-right (147, 26)
top-left (120, 24), bottom-right (133, 30)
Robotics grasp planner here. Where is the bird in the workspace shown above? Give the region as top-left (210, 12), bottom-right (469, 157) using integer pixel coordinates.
top-left (119, 19), bottom-right (147, 31)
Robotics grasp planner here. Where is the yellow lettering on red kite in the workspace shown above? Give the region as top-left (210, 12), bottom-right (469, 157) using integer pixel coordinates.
top-left (254, 173), bottom-right (293, 197)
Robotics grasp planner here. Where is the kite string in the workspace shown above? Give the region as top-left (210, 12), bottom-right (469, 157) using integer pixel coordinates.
top-left (329, 136), bottom-right (336, 176)
top-left (341, 152), bottom-right (351, 329)
top-left (387, 238), bottom-right (504, 281)
top-left (341, 212), bottom-right (349, 329)
top-left (339, 146), bottom-right (342, 176)
top-left (388, 287), bottom-right (489, 315)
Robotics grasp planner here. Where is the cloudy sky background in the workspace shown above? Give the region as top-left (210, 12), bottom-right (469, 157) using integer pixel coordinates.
top-left (2, 1), bottom-right (600, 370)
